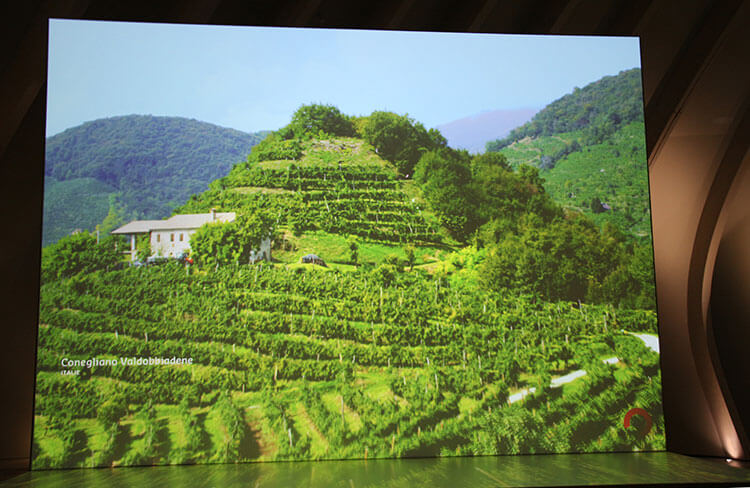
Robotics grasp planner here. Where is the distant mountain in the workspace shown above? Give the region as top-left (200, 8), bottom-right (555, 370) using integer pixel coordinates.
top-left (43, 115), bottom-right (267, 246)
top-left (487, 68), bottom-right (644, 152)
top-left (435, 108), bottom-right (537, 153)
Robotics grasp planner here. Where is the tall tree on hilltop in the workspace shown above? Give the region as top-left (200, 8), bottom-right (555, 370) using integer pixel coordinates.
top-left (279, 104), bottom-right (357, 140)
top-left (362, 111), bottom-right (446, 176)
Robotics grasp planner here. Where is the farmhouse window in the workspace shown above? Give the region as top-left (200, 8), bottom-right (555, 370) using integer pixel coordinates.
top-left (171, 233), bottom-right (174, 242)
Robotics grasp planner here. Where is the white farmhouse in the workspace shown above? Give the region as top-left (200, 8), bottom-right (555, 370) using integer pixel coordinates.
top-left (111, 209), bottom-right (271, 263)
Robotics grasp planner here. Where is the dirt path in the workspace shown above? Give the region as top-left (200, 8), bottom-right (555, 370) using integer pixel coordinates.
top-left (629, 332), bottom-right (660, 353)
top-left (245, 407), bottom-right (276, 458)
top-left (247, 421), bottom-right (274, 458)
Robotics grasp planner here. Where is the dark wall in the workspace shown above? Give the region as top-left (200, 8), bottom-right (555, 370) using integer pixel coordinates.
top-left (1, 0), bottom-right (749, 467)
top-left (646, 1), bottom-right (750, 458)
top-left (0, 79), bottom-right (45, 468)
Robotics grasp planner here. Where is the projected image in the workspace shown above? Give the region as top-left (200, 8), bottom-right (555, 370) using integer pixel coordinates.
top-left (34, 20), bottom-right (662, 468)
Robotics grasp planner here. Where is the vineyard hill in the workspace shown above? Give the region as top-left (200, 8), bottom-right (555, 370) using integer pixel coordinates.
top-left (176, 136), bottom-right (453, 269)
top-left (485, 69), bottom-right (650, 237)
top-left (34, 103), bottom-right (663, 468)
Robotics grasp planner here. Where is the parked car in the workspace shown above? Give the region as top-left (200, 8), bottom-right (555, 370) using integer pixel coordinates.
top-left (301, 253), bottom-right (327, 267)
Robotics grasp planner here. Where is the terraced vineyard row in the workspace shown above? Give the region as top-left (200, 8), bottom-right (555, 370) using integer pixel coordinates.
top-left (228, 163), bottom-right (399, 190)
top-left (40, 266), bottom-right (657, 348)
top-left (179, 148), bottom-right (446, 245)
top-left (34, 264), bottom-right (663, 467)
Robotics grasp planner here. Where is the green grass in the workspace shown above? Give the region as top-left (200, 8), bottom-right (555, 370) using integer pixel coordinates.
top-left (458, 396), bottom-right (480, 415)
top-left (561, 377), bottom-right (588, 397)
top-left (33, 417), bottom-right (66, 466)
top-left (159, 404), bottom-right (187, 454)
top-left (321, 392), bottom-right (363, 434)
top-left (75, 418), bottom-right (105, 460)
top-left (613, 365), bottom-right (631, 383)
top-left (256, 159), bottom-right (296, 169)
top-left (399, 180), bottom-right (426, 203)
top-left (203, 406), bottom-right (227, 461)
top-left (517, 372), bottom-right (538, 389)
top-left (257, 138), bottom-right (392, 170)
top-left (365, 381), bottom-right (394, 403)
top-left (242, 399), bottom-right (278, 460)
top-left (275, 231), bottom-right (350, 264)
top-left (327, 262), bottom-right (357, 272)
top-left (359, 371), bottom-right (396, 403)
top-left (275, 230), bottom-right (451, 267)
top-left (591, 341), bottom-right (616, 359)
top-left (291, 402), bottom-right (329, 458)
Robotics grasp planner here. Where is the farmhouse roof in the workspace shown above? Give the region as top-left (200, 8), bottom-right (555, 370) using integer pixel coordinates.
top-left (111, 212), bottom-right (236, 234)
top-left (110, 220), bottom-right (164, 234)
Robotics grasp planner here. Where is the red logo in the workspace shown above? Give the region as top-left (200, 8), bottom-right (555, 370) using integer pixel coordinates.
top-left (623, 408), bottom-right (652, 436)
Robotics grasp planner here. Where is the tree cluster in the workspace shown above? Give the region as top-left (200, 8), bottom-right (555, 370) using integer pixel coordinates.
top-left (412, 147), bottom-right (653, 306)
top-left (247, 134), bottom-right (303, 163)
top-left (360, 111), bottom-right (447, 176)
top-left (278, 104), bottom-right (357, 140)
top-left (40, 231), bottom-right (122, 283)
top-left (414, 150), bottom-right (560, 240)
top-left (190, 209), bottom-right (276, 268)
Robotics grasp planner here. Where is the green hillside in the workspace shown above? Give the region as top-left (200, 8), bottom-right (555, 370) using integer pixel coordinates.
top-left (43, 115), bottom-right (267, 245)
top-left (487, 69), bottom-right (650, 237)
top-left (33, 104), bottom-right (663, 469)
top-left (487, 68), bottom-right (644, 151)
top-left (177, 136), bottom-right (452, 267)
top-left (499, 122), bottom-right (651, 236)
top-left (43, 177), bottom-right (117, 240)
top-left (542, 123), bottom-right (651, 236)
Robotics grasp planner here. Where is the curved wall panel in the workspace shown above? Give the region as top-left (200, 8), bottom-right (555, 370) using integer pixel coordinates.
top-left (648, 0), bottom-right (750, 458)
top-left (708, 144), bottom-right (750, 455)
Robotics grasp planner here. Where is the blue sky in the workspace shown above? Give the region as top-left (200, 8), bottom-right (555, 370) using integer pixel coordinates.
top-left (46, 20), bottom-right (641, 137)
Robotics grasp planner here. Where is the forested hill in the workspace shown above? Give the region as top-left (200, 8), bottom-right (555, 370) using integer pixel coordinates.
top-left (486, 68), bottom-right (644, 152)
top-left (485, 69), bottom-right (651, 237)
top-left (43, 115), bottom-right (267, 245)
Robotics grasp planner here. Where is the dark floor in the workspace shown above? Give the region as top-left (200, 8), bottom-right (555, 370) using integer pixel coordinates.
top-left (2, 452), bottom-right (750, 487)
